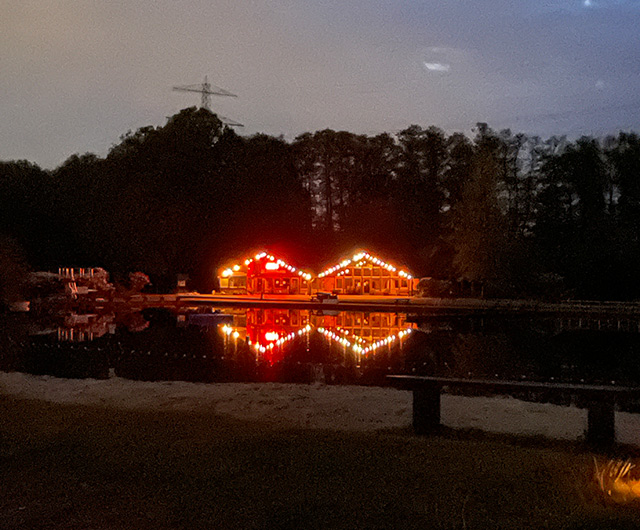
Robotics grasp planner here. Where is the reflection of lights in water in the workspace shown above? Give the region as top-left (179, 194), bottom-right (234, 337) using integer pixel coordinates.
top-left (317, 328), bottom-right (351, 347)
top-left (222, 323), bottom-right (311, 354)
top-left (318, 326), bottom-right (413, 355)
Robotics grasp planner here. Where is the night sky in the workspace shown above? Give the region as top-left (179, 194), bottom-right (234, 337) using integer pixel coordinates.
top-left (2, 0), bottom-right (639, 169)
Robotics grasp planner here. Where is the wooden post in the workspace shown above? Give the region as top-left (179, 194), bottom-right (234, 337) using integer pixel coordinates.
top-left (586, 397), bottom-right (616, 448)
top-left (413, 384), bottom-right (441, 435)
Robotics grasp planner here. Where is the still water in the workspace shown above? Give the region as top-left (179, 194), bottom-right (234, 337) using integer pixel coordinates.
top-left (3, 306), bottom-right (640, 393)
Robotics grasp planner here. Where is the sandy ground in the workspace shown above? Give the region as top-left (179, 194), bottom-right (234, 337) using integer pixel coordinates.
top-left (1, 370), bottom-right (639, 446)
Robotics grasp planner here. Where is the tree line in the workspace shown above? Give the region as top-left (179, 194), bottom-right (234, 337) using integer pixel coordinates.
top-left (1, 107), bottom-right (639, 301)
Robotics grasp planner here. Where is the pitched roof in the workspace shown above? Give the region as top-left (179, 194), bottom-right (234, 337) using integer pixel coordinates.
top-left (220, 250), bottom-right (313, 281)
top-left (317, 250), bottom-right (414, 279)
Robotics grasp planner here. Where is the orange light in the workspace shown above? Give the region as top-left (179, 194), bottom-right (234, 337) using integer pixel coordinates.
top-left (596, 458), bottom-right (640, 503)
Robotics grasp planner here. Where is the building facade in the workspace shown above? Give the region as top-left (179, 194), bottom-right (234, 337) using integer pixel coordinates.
top-left (219, 252), bottom-right (313, 295)
top-left (219, 249), bottom-right (418, 296)
top-left (314, 251), bottom-right (418, 296)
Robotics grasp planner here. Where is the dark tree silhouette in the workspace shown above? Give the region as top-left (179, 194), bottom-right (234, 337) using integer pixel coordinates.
top-left (2, 108), bottom-right (640, 299)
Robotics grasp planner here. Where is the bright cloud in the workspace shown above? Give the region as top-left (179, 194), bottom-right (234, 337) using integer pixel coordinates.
top-left (424, 62), bottom-right (451, 72)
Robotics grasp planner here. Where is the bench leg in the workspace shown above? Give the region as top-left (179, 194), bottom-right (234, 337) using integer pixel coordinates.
top-left (586, 399), bottom-right (615, 448)
top-left (413, 387), bottom-right (441, 435)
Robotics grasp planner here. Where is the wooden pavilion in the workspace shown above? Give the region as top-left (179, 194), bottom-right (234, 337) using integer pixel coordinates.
top-left (218, 251), bottom-right (313, 295)
top-left (313, 250), bottom-right (418, 296)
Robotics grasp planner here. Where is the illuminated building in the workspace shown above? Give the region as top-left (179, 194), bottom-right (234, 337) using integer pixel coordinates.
top-left (219, 249), bottom-right (419, 296)
top-left (314, 250), bottom-right (418, 296)
top-left (218, 251), bottom-right (313, 295)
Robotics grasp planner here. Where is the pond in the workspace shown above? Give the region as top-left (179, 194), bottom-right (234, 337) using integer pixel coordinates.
top-left (3, 306), bottom-right (640, 394)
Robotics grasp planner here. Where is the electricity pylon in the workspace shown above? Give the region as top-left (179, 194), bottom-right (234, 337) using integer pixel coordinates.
top-left (172, 76), bottom-right (243, 127)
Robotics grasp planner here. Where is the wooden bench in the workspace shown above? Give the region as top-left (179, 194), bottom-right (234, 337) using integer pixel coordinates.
top-left (387, 375), bottom-right (640, 448)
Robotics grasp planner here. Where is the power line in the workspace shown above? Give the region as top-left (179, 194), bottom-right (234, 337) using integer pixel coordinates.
top-left (172, 76), bottom-right (243, 127)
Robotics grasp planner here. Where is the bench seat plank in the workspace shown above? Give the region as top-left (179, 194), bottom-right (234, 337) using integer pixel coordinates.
top-left (387, 375), bottom-right (640, 447)
top-left (387, 375), bottom-right (640, 395)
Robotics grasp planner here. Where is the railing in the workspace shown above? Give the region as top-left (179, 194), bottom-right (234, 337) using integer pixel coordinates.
top-left (58, 267), bottom-right (100, 280)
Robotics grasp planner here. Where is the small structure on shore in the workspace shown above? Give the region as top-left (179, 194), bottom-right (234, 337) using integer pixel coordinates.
top-left (58, 267), bottom-right (112, 299)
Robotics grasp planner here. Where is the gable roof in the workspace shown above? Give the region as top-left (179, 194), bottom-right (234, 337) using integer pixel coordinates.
top-left (220, 250), bottom-right (313, 281)
top-left (317, 250), bottom-right (414, 280)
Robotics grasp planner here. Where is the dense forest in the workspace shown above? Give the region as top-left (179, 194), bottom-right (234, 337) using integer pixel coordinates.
top-left (1, 107), bottom-right (639, 300)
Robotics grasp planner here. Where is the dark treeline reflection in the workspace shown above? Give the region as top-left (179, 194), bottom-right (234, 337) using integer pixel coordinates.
top-left (2, 109), bottom-right (640, 299)
top-left (3, 310), bottom-right (640, 398)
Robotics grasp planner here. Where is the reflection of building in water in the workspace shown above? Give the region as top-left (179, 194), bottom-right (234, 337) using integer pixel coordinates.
top-left (57, 312), bottom-right (148, 342)
top-left (219, 308), bottom-right (312, 364)
top-left (315, 251), bottom-right (418, 296)
top-left (218, 251), bottom-right (313, 295)
top-left (315, 311), bottom-right (415, 356)
top-left (58, 313), bottom-right (116, 342)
